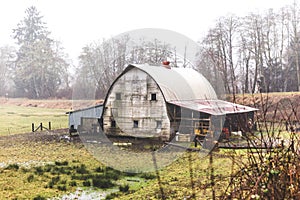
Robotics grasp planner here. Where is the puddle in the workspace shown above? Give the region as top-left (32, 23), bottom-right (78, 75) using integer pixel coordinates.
top-left (52, 188), bottom-right (117, 200)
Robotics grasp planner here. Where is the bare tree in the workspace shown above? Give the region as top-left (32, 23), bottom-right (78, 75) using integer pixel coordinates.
top-left (197, 15), bottom-right (240, 95)
top-left (290, 1), bottom-right (300, 91)
top-left (77, 36), bottom-right (180, 99)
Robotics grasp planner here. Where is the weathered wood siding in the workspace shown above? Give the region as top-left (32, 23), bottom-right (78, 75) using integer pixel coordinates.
top-left (103, 68), bottom-right (170, 140)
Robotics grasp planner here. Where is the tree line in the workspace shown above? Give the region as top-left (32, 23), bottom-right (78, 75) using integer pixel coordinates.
top-left (1, 4), bottom-right (300, 99)
top-left (197, 3), bottom-right (300, 94)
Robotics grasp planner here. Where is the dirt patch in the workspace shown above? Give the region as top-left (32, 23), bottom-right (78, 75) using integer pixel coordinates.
top-left (0, 98), bottom-right (71, 109)
top-left (0, 129), bottom-right (80, 148)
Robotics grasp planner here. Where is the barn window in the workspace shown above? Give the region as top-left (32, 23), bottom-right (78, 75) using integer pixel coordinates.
top-left (111, 120), bottom-right (116, 128)
top-left (133, 120), bottom-right (139, 128)
top-left (156, 120), bottom-right (162, 129)
top-left (150, 93), bottom-right (157, 101)
top-left (116, 93), bottom-right (121, 100)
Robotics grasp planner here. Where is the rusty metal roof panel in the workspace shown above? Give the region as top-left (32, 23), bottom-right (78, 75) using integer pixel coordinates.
top-left (168, 99), bottom-right (258, 115)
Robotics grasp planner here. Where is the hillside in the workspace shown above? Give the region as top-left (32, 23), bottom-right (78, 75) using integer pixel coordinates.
top-left (230, 92), bottom-right (300, 122)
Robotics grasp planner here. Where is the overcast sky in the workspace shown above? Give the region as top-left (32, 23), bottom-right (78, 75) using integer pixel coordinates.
top-left (0, 0), bottom-right (296, 63)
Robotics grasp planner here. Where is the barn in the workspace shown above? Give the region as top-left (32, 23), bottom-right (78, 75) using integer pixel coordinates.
top-left (101, 63), bottom-right (257, 141)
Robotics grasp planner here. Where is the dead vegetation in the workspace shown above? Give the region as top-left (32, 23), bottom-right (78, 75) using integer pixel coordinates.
top-left (0, 97), bottom-right (103, 110)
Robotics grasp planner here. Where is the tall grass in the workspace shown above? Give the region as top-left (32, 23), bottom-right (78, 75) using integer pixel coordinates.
top-left (220, 93), bottom-right (300, 199)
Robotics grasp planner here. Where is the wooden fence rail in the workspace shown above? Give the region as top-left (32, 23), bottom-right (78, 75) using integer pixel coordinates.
top-left (32, 122), bottom-right (51, 132)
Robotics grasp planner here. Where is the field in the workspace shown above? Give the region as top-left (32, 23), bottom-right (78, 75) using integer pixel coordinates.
top-left (0, 129), bottom-right (234, 199)
top-left (0, 94), bottom-right (299, 199)
top-left (0, 105), bottom-right (68, 135)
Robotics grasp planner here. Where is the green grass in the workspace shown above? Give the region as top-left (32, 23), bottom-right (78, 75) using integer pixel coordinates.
top-left (115, 151), bottom-right (235, 199)
top-left (0, 137), bottom-right (153, 199)
top-left (0, 105), bottom-right (68, 135)
top-left (0, 127), bottom-right (237, 199)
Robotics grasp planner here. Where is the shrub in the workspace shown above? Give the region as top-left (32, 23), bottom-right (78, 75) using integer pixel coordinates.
top-left (119, 184), bottom-right (130, 193)
top-left (104, 171), bottom-right (120, 180)
top-left (55, 161), bottom-right (68, 166)
top-left (27, 174), bottom-right (34, 182)
top-left (51, 176), bottom-right (60, 184)
top-left (75, 164), bottom-right (89, 174)
top-left (34, 166), bottom-right (44, 175)
top-left (82, 180), bottom-right (91, 187)
top-left (94, 166), bottom-right (104, 173)
top-left (45, 181), bottom-right (54, 189)
top-left (5, 164), bottom-right (19, 171)
top-left (92, 176), bottom-right (114, 188)
top-left (43, 164), bottom-right (53, 172)
top-left (221, 95), bottom-right (300, 199)
top-left (33, 195), bottom-right (46, 200)
top-left (69, 180), bottom-right (77, 187)
top-left (57, 185), bottom-right (67, 191)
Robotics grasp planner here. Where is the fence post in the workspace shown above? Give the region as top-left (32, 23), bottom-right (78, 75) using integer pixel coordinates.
top-left (49, 122), bottom-right (51, 130)
top-left (32, 123), bottom-right (35, 132)
top-left (210, 152), bottom-right (216, 200)
top-left (40, 123), bottom-right (43, 131)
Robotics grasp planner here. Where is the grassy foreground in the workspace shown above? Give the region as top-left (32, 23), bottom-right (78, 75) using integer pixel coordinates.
top-left (0, 129), bottom-right (237, 199)
top-left (0, 130), bottom-right (154, 199)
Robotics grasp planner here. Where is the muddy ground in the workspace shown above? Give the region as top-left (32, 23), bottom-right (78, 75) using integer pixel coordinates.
top-left (0, 128), bottom-right (70, 148)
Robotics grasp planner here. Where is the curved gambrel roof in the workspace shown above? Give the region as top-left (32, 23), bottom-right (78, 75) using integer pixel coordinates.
top-left (124, 64), bottom-right (218, 101)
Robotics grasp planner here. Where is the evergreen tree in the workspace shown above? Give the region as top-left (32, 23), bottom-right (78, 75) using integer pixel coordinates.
top-left (12, 6), bottom-right (68, 98)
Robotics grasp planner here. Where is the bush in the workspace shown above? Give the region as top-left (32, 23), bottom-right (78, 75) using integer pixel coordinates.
top-left (43, 164), bottom-right (53, 172)
top-left (119, 184), bottom-right (130, 193)
top-left (33, 195), bottom-right (46, 200)
top-left (51, 176), bottom-right (60, 184)
top-left (27, 174), bottom-right (34, 182)
top-left (104, 169), bottom-right (121, 180)
top-left (5, 164), bottom-right (19, 171)
top-left (69, 180), bottom-right (77, 187)
top-left (45, 181), bottom-right (54, 189)
top-left (74, 164), bottom-right (89, 174)
top-left (94, 166), bottom-right (104, 173)
top-left (46, 175), bottom-right (60, 188)
top-left (57, 185), bottom-right (67, 191)
top-left (34, 166), bottom-right (44, 175)
top-left (92, 176), bottom-right (114, 188)
top-left (55, 161), bottom-right (68, 166)
top-left (82, 180), bottom-right (91, 187)
top-left (221, 95), bottom-right (300, 199)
